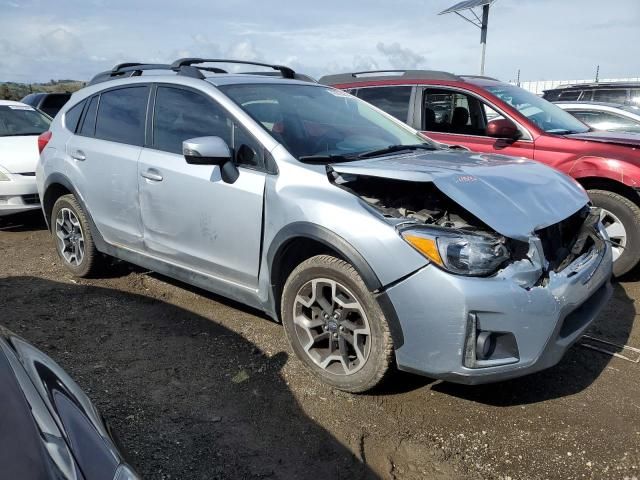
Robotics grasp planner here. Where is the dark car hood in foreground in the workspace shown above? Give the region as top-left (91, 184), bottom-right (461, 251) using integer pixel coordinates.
top-left (329, 150), bottom-right (589, 240)
top-left (566, 131), bottom-right (640, 148)
top-left (0, 326), bottom-right (137, 480)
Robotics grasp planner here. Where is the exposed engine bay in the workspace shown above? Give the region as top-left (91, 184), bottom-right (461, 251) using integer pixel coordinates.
top-left (333, 174), bottom-right (600, 275)
top-left (339, 176), bottom-right (492, 232)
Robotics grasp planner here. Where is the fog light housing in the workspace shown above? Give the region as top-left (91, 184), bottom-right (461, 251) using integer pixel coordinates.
top-left (464, 312), bottom-right (520, 368)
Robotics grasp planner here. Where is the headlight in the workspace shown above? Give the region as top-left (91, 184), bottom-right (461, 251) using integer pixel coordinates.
top-left (401, 227), bottom-right (510, 276)
top-left (0, 170), bottom-right (9, 181)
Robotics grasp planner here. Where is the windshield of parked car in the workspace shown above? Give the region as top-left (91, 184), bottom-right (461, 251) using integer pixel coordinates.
top-left (218, 83), bottom-right (434, 161)
top-left (485, 84), bottom-right (590, 135)
top-left (0, 105), bottom-right (51, 137)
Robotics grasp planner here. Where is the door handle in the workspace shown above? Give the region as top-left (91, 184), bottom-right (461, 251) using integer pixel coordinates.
top-left (141, 169), bottom-right (163, 182)
top-left (71, 150), bottom-right (86, 161)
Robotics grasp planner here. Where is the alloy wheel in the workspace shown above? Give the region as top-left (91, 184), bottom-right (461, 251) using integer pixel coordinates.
top-left (600, 207), bottom-right (627, 262)
top-left (55, 207), bottom-right (85, 266)
top-left (292, 278), bottom-right (371, 375)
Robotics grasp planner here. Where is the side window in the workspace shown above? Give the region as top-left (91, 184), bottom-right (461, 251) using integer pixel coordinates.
top-left (579, 90), bottom-right (594, 101)
top-left (356, 86), bottom-right (412, 122)
top-left (78, 96), bottom-right (99, 137)
top-left (94, 86), bottom-right (149, 146)
top-left (592, 89), bottom-right (627, 104)
top-left (630, 89), bottom-right (640, 106)
top-left (557, 90), bottom-right (580, 101)
top-left (573, 110), bottom-right (639, 132)
top-left (64, 99), bottom-right (86, 133)
top-left (423, 89), bottom-right (488, 136)
top-left (153, 86), bottom-right (263, 169)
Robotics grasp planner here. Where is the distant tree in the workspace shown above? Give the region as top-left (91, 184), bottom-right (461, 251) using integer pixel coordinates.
top-left (0, 84), bottom-right (11, 100)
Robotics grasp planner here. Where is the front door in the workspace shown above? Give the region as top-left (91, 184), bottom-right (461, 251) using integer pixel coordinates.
top-left (419, 87), bottom-right (535, 159)
top-left (138, 85), bottom-right (267, 288)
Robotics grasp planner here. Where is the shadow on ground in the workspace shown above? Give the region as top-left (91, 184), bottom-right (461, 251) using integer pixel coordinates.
top-left (433, 281), bottom-right (635, 406)
top-left (0, 210), bottom-right (47, 232)
top-left (0, 276), bottom-right (377, 480)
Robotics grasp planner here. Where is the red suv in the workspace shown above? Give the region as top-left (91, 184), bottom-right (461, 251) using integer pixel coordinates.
top-left (320, 70), bottom-right (640, 276)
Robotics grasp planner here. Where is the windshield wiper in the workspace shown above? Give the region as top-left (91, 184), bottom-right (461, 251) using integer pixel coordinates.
top-left (297, 154), bottom-right (358, 164)
top-left (356, 143), bottom-right (435, 159)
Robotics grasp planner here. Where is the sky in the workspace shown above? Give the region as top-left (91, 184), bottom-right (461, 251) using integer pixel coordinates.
top-left (0, 0), bottom-right (638, 84)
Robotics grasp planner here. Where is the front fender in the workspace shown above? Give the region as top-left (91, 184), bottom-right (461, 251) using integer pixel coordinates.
top-left (570, 156), bottom-right (640, 188)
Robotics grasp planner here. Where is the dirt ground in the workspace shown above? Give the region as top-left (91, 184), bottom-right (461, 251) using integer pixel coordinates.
top-left (1, 211), bottom-right (639, 480)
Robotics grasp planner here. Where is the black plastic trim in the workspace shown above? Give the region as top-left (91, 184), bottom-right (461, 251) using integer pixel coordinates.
top-left (267, 222), bottom-right (382, 292)
top-left (42, 173), bottom-right (108, 252)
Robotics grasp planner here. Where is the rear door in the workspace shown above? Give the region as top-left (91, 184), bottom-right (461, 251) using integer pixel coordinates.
top-left (138, 84), bottom-right (266, 288)
top-left (65, 86), bottom-right (148, 249)
top-left (417, 86), bottom-right (535, 159)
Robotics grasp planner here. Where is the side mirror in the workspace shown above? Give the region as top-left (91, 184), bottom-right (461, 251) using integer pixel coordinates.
top-left (486, 119), bottom-right (520, 140)
top-left (183, 136), bottom-right (239, 183)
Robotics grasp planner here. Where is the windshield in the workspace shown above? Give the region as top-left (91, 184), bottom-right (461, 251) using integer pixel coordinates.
top-left (0, 105), bottom-right (51, 137)
top-left (485, 84), bottom-right (590, 134)
top-left (218, 83), bottom-right (433, 160)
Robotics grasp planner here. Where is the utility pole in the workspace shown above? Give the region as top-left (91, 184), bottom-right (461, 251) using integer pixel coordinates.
top-left (439, 1), bottom-right (497, 75)
top-left (479, 4), bottom-right (490, 74)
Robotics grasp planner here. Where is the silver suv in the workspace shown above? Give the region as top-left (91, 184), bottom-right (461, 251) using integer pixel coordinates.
top-left (37, 59), bottom-right (613, 392)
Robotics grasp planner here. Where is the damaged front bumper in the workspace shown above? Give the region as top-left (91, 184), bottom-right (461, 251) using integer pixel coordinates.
top-left (383, 221), bottom-right (613, 385)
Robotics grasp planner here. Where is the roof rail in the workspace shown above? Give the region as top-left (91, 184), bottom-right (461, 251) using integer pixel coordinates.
top-left (544, 81), bottom-right (640, 91)
top-left (460, 74), bottom-right (500, 81)
top-left (88, 63), bottom-right (173, 85)
top-left (319, 70), bottom-right (462, 85)
top-left (170, 58), bottom-right (296, 79)
top-left (88, 58), bottom-right (300, 86)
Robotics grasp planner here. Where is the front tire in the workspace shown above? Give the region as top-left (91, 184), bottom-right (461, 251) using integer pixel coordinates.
top-left (588, 189), bottom-right (640, 277)
top-left (51, 194), bottom-right (103, 277)
top-left (281, 255), bottom-right (394, 393)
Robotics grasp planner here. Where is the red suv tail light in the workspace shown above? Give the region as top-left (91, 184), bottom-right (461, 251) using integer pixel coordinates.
top-left (38, 131), bottom-right (52, 154)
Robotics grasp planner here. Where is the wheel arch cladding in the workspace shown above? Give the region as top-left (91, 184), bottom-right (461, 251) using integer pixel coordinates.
top-left (267, 222), bottom-right (404, 348)
top-left (43, 174), bottom-right (107, 251)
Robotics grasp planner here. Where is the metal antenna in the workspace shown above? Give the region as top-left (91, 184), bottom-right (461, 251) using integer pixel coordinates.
top-left (439, 0), bottom-right (498, 75)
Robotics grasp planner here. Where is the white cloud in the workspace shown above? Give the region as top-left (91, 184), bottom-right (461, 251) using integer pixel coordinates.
top-left (0, 0), bottom-right (638, 82)
top-left (376, 42), bottom-right (426, 69)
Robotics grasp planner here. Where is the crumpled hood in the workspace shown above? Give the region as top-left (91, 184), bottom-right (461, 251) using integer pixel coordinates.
top-left (566, 131), bottom-right (640, 148)
top-left (0, 136), bottom-right (40, 173)
top-left (328, 150), bottom-right (589, 240)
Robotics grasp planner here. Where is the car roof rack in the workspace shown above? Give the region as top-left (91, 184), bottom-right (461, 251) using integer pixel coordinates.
top-left (88, 58), bottom-right (301, 86)
top-left (544, 81), bottom-right (640, 92)
top-left (319, 70), bottom-right (463, 85)
top-left (170, 58), bottom-right (297, 79)
top-left (460, 74), bottom-right (500, 82)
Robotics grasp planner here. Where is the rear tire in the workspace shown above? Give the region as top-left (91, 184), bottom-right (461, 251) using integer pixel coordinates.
top-left (51, 194), bottom-right (103, 277)
top-left (588, 189), bottom-right (640, 277)
top-left (281, 255), bottom-right (394, 393)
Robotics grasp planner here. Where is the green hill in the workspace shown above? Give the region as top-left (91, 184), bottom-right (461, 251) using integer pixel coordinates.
top-left (0, 80), bottom-right (85, 101)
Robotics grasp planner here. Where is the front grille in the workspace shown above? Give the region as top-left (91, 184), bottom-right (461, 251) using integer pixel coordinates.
top-left (21, 194), bottom-right (40, 205)
top-left (536, 206), bottom-right (591, 272)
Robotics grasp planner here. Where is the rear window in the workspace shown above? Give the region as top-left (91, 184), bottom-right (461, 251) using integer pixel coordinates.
top-left (64, 99), bottom-right (86, 132)
top-left (41, 94), bottom-right (71, 110)
top-left (78, 96), bottom-right (99, 137)
top-left (0, 105), bottom-right (51, 137)
top-left (94, 87), bottom-right (149, 146)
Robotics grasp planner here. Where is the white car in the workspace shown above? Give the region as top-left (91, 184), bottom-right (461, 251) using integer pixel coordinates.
top-left (0, 100), bottom-right (51, 216)
top-left (555, 101), bottom-right (640, 134)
